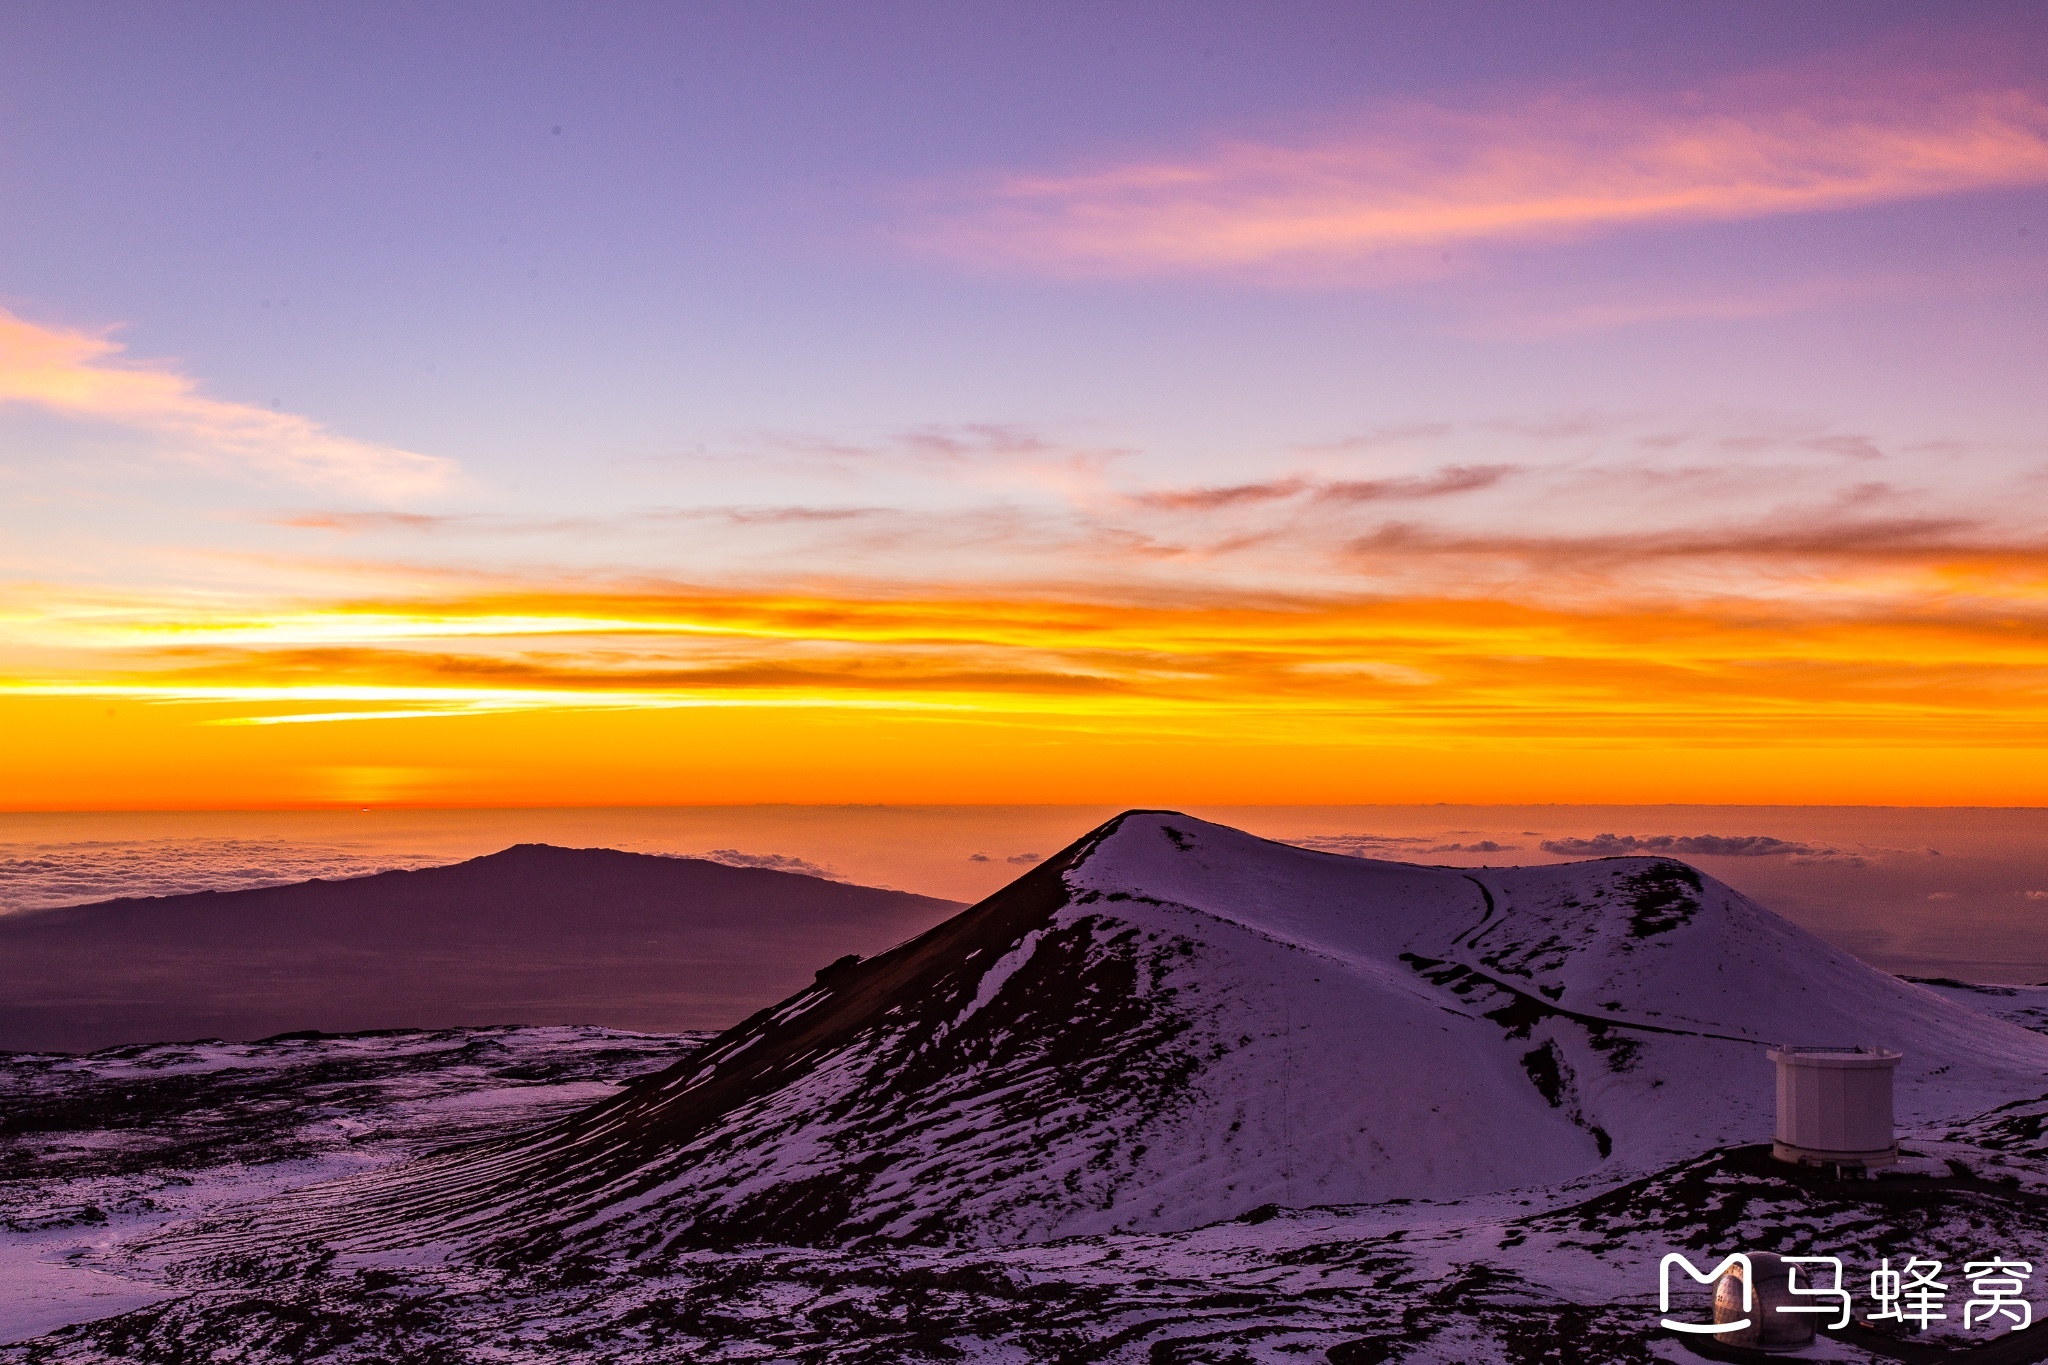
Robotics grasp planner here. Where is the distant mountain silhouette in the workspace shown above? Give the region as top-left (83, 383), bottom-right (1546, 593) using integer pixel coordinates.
top-left (0, 846), bottom-right (960, 1053)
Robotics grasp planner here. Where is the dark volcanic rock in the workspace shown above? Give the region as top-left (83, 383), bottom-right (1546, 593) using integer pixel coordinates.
top-left (18, 813), bottom-right (2048, 1363)
top-left (0, 846), bottom-right (960, 1053)
top-left (201, 816), bottom-right (1182, 1259)
top-left (170, 811), bottom-right (2048, 1267)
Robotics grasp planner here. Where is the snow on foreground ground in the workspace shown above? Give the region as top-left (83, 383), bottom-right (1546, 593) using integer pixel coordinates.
top-left (8, 811), bottom-right (2048, 1362)
top-left (0, 1028), bottom-right (700, 1349)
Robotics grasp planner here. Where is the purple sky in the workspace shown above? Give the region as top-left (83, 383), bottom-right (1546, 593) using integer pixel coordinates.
top-left (3, 2), bottom-right (2047, 808)
top-left (6, 1), bottom-right (2040, 484)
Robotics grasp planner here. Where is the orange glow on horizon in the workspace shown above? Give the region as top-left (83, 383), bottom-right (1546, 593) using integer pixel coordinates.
top-left (6, 19), bottom-right (2047, 819)
top-left (6, 581), bottom-right (2048, 809)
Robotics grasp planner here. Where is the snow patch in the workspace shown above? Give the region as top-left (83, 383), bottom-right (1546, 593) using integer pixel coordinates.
top-left (951, 929), bottom-right (1045, 1033)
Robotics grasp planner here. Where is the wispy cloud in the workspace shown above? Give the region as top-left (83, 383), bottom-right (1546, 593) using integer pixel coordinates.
top-left (636, 423), bottom-right (1134, 501)
top-left (905, 72), bottom-right (2048, 282)
top-left (0, 308), bottom-right (455, 498)
top-left (10, 390), bottom-right (2044, 764)
top-left (1131, 479), bottom-right (1309, 512)
top-left (1316, 514), bottom-right (2048, 614)
top-left (279, 512), bottom-right (466, 533)
top-left (1352, 506), bottom-right (1986, 558)
top-left (257, 423), bottom-right (2048, 612)
top-left (1132, 464), bottom-right (1515, 511)
top-left (276, 504), bottom-right (893, 536)
top-left (1318, 465), bottom-right (1517, 504)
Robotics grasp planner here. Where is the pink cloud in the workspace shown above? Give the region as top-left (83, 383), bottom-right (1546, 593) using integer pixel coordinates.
top-left (0, 308), bottom-right (455, 499)
top-left (1130, 464), bottom-right (1514, 511)
top-left (1131, 478), bottom-right (1308, 512)
top-left (905, 75), bottom-right (2048, 282)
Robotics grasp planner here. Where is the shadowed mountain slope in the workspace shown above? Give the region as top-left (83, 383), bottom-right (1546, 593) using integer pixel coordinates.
top-left (0, 846), bottom-right (960, 1053)
top-left (187, 811), bottom-right (2048, 1261)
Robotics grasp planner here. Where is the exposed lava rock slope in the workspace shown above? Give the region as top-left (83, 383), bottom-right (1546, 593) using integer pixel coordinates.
top-left (182, 811), bottom-right (2048, 1264)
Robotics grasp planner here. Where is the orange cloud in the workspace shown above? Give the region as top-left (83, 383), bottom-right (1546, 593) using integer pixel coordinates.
top-left (7, 578), bottom-right (2048, 748)
top-left (7, 572), bottom-right (2048, 807)
top-left (6, 395), bottom-right (2047, 805)
top-left (907, 78), bottom-right (2048, 280)
top-left (0, 308), bottom-right (455, 498)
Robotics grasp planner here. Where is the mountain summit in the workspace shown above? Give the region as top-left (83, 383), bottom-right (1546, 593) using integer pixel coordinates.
top-left (230, 811), bottom-right (2048, 1261)
top-left (0, 845), bottom-right (958, 1051)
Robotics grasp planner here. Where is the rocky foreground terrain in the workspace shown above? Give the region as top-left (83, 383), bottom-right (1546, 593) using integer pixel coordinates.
top-left (8, 812), bottom-right (2048, 1362)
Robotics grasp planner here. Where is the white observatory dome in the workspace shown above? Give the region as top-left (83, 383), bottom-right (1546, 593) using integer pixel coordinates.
top-left (1767, 1045), bottom-right (1902, 1169)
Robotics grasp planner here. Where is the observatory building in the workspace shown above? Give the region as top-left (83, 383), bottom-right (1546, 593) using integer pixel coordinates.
top-left (1767, 1045), bottom-right (1902, 1170)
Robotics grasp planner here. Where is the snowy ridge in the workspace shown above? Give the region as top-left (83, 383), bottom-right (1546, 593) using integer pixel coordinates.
top-left (160, 811), bottom-right (2048, 1266)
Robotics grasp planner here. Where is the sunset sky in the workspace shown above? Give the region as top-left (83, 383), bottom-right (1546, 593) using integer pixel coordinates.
top-left (4, 1), bottom-right (2046, 808)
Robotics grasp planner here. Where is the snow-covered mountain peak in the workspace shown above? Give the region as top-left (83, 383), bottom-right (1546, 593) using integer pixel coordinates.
top-left (1066, 810), bottom-right (1492, 963)
top-left (177, 810), bottom-right (2048, 1264)
top-left (1070, 810), bottom-right (2046, 1104)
